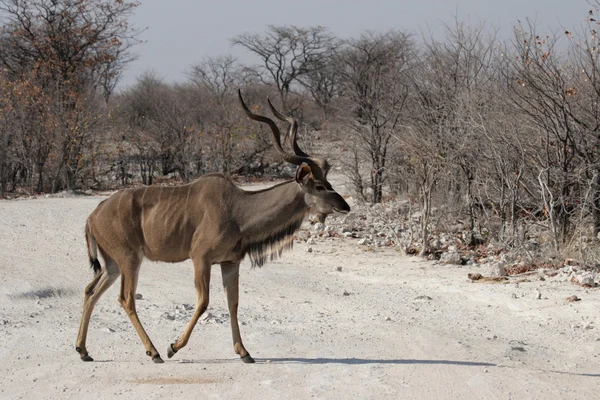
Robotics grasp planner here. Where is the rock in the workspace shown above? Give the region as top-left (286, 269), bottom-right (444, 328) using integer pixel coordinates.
top-left (565, 295), bottom-right (581, 302)
top-left (163, 312), bottom-right (176, 321)
top-left (306, 238), bottom-right (316, 245)
top-left (385, 317), bottom-right (392, 321)
top-left (182, 304), bottom-right (194, 311)
top-left (342, 290), bottom-right (350, 296)
top-left (336, 266), bottom-right (343, 272)
top-left (306, 247), bottom-right (313, 253)
top-left (357, 238), bottom-right (371, 246)
top-left (343, 232), bottom-right (354, 238)
top-left (199, 313), bottom-right (213, 324)
top-left (134, 293), bottom-right (143, 300)
top-left (571, 272), bottom-right (595, 287)
top-left (490, 262), bottom-right (507, 277)
top-left (413, 295), bottom-right (433, 302)
top-left (440, 251), bottom-right (461, 265)
top-left (313, 222), bottom-right (325, 231)
top-left (102, 327), bottom-right (115, 333)
top-left (469, 273), bottom-right (483, 281)
top-left (534, 289), bottom-right (542, 300)
top-left (342, 227), bottom-right (352, 233)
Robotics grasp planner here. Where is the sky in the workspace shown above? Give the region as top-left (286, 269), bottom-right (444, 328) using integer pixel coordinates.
top-left (120, 0), bottom-right (590, 89)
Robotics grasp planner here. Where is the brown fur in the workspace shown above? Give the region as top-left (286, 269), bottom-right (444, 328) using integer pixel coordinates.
top-left (75, 94), bottom-right (350, 364)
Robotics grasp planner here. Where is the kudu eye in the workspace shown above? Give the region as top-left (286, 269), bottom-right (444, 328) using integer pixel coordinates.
top-left (315, 185), bottom-right (326, 191)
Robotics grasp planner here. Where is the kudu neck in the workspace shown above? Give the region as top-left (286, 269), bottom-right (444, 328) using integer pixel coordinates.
top-left (240, 180), bottom-right (308, 236)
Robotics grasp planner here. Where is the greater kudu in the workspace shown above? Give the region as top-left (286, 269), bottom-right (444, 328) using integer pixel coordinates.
top-left (75, 90), bottom-right (350, 364)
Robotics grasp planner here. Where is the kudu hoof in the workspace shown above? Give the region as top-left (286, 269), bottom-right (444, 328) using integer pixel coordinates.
top-left (152, 355), bottom-right (164, 364)
top-left (76, 347), bottom-right (93, 362)
top-left (241, 355), bottom-right (255, 364)
top-left (167, 343), bottom-right (178, 359)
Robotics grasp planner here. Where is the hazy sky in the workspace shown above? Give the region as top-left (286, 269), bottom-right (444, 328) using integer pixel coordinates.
top-left (121, 0), bottom-right (589, 89)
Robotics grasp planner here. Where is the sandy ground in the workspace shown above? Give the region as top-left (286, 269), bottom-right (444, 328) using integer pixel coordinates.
top-left (1, 188), bottom-right (600, 400)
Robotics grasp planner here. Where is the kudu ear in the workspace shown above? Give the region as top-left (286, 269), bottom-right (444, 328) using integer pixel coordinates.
top-left (295, 163), bottom-right (312, 185)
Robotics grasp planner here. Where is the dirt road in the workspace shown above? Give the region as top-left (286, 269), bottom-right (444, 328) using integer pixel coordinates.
top-left (0, 194), bottom-right (599, 399)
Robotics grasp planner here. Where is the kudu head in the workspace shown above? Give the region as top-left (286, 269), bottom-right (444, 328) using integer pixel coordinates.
top-left (238, 90), bottom-right (350, 217)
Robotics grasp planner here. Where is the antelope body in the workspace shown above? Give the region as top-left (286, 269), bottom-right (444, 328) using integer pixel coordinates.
top-left (75, 91), bottom-right (350, 363)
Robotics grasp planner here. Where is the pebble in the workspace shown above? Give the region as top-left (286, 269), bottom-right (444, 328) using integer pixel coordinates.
top-left (134, 293), bottom-right (143, 300)
top-left (163, 313), bottom-right (176, 321)
top-left (306, 247), bottom-right (313, 253)
top-left (343, 290), bottom-right (350, 296)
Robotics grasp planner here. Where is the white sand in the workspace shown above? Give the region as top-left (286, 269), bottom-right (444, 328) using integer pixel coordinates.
top-left (1, 194), bottom-right (599, 399)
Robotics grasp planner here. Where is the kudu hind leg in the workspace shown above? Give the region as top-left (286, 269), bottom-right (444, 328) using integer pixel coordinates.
top-left (118, 258), bottom-right (163, 363)
top-left (221, 262), bottom-right (254, 363)
top-left (167, 257), bottom-right (211, 358)
top-left (75, 259), bottom-right (119, 361)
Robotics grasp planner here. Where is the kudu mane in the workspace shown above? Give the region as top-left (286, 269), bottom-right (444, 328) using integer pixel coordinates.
top-left (241, 202), bottom-right (307, 267)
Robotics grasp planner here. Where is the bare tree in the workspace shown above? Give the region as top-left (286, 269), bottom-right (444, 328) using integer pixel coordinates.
top-left (337, 30), bottom-right (414, 203)
top-left (189, 56), bottom-right (244, 173)
top-left (231, 25), bottom-right (337, 112)
top-left (0, 0), bottom-right (141, 192)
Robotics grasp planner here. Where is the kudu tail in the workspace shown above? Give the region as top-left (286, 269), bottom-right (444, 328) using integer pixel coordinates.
top-left (85, 221), bottom-right (102, 275)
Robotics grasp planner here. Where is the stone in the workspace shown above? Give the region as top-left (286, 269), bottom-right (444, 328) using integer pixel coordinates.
top-left (357, 238), bottom-right (371, 246)
top-left (534, 289), bottom-right (542, 300)
top-left (163, 312), bottom-right (176, 321)
top-left (565, 295), bottom-right (581, 302)
top-left (490, 262), bottom-right (507, 277)
top-left (413, 295), bottom-right (433, 302)
top-left (306, 247), bottom-right (313, 253)
top-left (134, 293), bottom-right (143, 300)
top-left (343, 290), bottom-right (350, 296)
top-left (336, 266), bottom-right (343, 272)
top-left (440, 251), bottom-right (461, 265)
top-left (571, 272), bottom-right (595, 287)
top-left (313, 222), bottom-right (325, 231)
top-left (307, 238), bottom-right (316, 245)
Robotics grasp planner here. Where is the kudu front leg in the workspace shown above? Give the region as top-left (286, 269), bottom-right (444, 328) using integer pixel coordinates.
top-left (167, 257), bottom-right (211, 359)
top-left (221, 262), bottom-right (254, 363)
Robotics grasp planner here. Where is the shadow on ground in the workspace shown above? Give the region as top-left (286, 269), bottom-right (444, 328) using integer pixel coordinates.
top-left (177, 357), bottom-right (495, 367)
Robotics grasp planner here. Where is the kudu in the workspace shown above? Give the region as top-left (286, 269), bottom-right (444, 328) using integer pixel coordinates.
top-left (75, 90), bottom-right (350, 364)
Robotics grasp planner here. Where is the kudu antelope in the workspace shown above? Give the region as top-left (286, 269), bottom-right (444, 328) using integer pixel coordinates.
top-left (75, 90), bottom-right (350, 364)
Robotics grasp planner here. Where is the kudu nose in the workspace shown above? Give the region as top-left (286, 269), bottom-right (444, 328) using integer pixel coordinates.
top-left (333, 192), bottom-right (350, 213)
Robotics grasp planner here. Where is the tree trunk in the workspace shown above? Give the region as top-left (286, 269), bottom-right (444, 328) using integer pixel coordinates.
top-left (418, 182), bottom-right (432, 257)
top-left (593, 170), bottom-right (600, 241)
